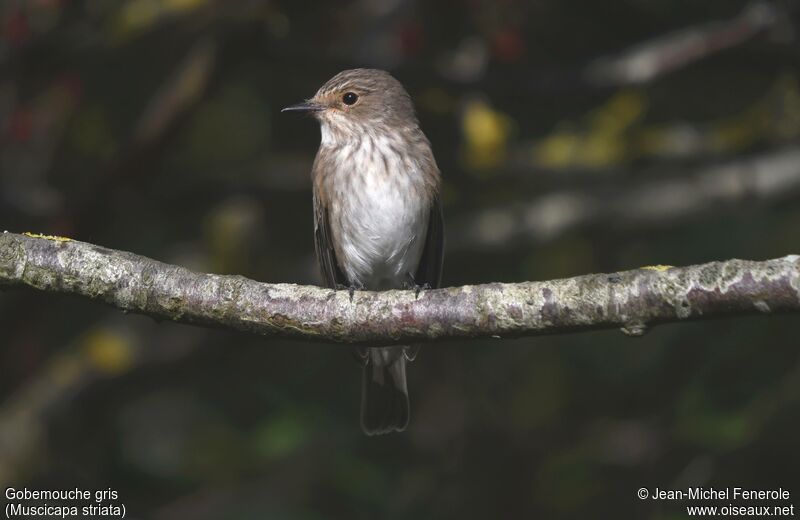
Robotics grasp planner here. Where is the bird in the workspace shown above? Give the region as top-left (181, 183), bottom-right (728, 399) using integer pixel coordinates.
top-left (282, 69), bottom-right (444, 435)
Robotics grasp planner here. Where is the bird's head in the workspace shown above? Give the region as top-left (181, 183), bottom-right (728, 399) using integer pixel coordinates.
top-left (282, 68), bottom-right (418, 144)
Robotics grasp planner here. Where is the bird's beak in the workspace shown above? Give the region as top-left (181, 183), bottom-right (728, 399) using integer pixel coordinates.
top-left (281, 101), bottom-right (324, 114)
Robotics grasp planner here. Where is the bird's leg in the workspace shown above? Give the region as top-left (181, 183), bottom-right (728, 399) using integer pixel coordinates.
top-left (336, 282), bottom-right (364, 302)
top-left (404, 273), bottom-right (430, 299)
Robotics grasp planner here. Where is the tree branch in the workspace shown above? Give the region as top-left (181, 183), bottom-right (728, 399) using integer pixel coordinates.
top-left (1, 232), bottom-right (799, 344)
top-left (584, 1), bottom-right (780, 86)
top-left (451, 146), bottom-right (800, 250)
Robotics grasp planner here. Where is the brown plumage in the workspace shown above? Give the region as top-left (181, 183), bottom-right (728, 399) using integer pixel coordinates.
top-left (283, 69), bottom-right (444, 434)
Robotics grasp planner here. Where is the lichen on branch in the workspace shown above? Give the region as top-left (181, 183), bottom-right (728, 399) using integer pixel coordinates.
top-left (1, 231), bottom-right (799, 345)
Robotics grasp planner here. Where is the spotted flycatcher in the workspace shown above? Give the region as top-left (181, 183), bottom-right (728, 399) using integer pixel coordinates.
top-left (283, 69), bottom-right (444, 435)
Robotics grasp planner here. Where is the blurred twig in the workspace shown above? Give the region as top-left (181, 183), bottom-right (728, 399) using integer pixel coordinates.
top-left (585, 1), bottom-right (782, 86)
top-left (0, 316), bottom-right (200, 483)
top-left (1, 233), bottom-right (799, 345)
top-left (451, 146), bottom-right (800, 250)
top-left (134, 38), bottom-right (217, 147)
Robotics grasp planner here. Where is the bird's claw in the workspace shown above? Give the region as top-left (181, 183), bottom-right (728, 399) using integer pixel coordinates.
top-left (403, 274), bottom-right (430, 299)
top-left (336, 283), bottom-right (362, 302)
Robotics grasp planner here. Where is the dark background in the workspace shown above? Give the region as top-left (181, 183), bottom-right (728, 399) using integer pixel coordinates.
top-left (1, 0), bottom-right (799, 518)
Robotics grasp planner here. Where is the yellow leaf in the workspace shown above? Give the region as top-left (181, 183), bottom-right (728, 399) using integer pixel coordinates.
top-left (81, 328), bottom-right (135, 375)
top-left (461, 99), bottom-right (512, 170)
top-left (533, 130), bottom-right (581, 168)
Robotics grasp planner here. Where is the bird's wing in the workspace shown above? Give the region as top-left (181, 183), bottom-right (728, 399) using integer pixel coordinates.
top-left (313, 190), bottom-right (348, 288)
top-left (414, 194), bottom-right (445, 288)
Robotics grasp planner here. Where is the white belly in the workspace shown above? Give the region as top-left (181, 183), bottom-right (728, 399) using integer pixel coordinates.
top-left (325, 139), bottom-right (429, 290)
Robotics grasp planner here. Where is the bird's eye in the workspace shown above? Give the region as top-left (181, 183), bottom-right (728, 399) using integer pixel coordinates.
top-left (342, 92), bottom-right (359, 105)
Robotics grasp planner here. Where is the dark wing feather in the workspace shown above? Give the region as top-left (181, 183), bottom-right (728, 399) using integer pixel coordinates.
top-left (313, 190), bottom-right (347, 288)
top-left (414, 195), bottom-right (445, 288)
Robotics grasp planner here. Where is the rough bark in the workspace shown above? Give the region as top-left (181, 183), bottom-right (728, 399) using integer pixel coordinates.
top-left (1, 231), bottom-right (799, 345)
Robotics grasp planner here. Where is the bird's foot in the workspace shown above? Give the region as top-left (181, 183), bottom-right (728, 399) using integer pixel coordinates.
top-left (336, 283), bottom-right (363, 302)
top-left (403, 274), bottom-right (430, 299)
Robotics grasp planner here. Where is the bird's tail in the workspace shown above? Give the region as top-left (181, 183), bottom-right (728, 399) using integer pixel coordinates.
top-left (360, 346), bottom-right (410, 435)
